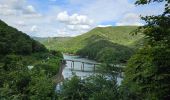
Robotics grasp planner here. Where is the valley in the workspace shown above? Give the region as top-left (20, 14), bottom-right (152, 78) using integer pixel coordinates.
top-left (0, 0), bottom-right (169, 99)
top-left (37, 26), bottom-right (143, 64)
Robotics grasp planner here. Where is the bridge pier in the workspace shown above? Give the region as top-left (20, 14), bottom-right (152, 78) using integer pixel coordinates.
top-left (71, 61), bottom-right (74, 70)
top-left (73, 61), bottom-right (74, 70)
top-left (81, 62), bottom-right (84, 72)
top-left (93, 64), bottom-right (96, 72)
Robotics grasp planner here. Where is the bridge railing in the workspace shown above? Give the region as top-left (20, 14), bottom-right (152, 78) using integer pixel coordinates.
top-left (62, 59), bottom-right (124, 74)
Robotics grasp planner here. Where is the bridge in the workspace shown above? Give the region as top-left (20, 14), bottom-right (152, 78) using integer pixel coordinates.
top-left (62, 59), bottom-right (101, 72)
top-left (61, 59), bottom-right (124, 78)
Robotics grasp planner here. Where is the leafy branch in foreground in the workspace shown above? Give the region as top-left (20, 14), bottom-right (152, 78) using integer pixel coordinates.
top-left (122, 0), bottom-right (170, 100)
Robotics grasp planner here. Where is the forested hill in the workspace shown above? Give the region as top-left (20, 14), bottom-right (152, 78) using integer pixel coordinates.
top-left (42, 26), bottom-right (142, 53)
top-left (0, 19), bottom-right (63, 99)
top-left (41, 26), bottom-right (143, 63)
top-left (0, 19), bottom-right (47, 55)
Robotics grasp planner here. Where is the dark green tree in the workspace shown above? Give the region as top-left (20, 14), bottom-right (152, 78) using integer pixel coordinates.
top-left (122, 0), bottom-right (170, 100)
top-left (59, 75), bottom-right (118, 100)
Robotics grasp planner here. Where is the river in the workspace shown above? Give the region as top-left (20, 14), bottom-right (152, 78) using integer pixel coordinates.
top-left (62, 54), bottom-right (97, 79)
top-left (55, 54), bottom-right (122, 91)
top-left (56, 54), bottom-right (122, 82)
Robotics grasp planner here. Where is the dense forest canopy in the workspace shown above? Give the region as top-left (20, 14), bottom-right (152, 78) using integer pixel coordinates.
top-left (0, 19), bottom-right (47, 55)
top-left (0, 20), bottom-right (63, 99)
top-left (122, 0), bottom-right (170, 99)
top-left (77, 39), bottom-right (134, 64)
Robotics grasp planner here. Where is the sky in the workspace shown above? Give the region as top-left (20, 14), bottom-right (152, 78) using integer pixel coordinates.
top-left (0, 0), bottom-right (164, 37)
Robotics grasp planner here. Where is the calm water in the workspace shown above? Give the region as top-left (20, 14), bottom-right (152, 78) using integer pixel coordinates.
top-left (56, 54), bottom-right (122, 91)
top-left (62, 54), bottom-right (122, 83)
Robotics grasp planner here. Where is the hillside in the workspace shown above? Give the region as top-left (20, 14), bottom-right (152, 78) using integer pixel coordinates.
top-left (77, 39), bottom-right (135, 63)
top-left (41, 37), bottom-right (72, 50)
top-left (41, 26), bottom-right (143, 63)
top-left (32, 37), bottom-right (49, 43)
top-left (42, 26), bottom-right (142, 53)
top-left (0, 20), bottom-right (47, 55)
top-left (0, 19), bottom-right (63, 99)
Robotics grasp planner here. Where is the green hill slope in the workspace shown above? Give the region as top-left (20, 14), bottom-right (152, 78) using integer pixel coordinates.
top-left (41, 26), bottom-right (143, 63)
top-left (0, 20), bottom-right (63, 99)
top-left (41, 37), bottom-right (72, 51)
top-left (43, 26), bottom-right (142, 53)
top-left (77, 39), bottom-right (134, 63)
top-left (0, 20), bottom-right (47, 55)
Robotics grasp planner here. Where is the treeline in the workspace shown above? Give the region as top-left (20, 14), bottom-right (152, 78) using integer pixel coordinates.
top-left (0, 19), bottom-right (47, 55)
top-left (77, 38), bottom-right (134, 64)
top-left (40, 26), bottom-right (141, 54)
top-left (0, 20), bottom-right (63, 99)
top-left (57, 0), bottom-right (170, 100)
top-left (40, 26), bottom-right (141, 64)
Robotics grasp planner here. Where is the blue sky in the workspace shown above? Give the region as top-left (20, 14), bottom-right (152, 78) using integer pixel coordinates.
top-left (0, 0), bottom-right (164, 37)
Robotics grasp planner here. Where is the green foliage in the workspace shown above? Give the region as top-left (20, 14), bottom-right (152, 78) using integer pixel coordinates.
top-left (97, 47), bottom-right (133, 63)
top-left (0, 53), bottom-right (62, 99)
top-left (0, 20), bottom-right (63, 99)
top-left (40, 26), bottom-right (142, 63)
top-left (77, 39), bottom-right (134, 64)
top-left (40, 37), bottom-right (72, 51)
top-left (59, 74), bottom-right (119, 100)
top-left (0, 53), bottom-right (60, 98)
top-left (0, 19), bottom-right (48, 55)
top-left (41, 26), bottom-right (142, 53)
top-left (122, 0), bottom-right (170, 100)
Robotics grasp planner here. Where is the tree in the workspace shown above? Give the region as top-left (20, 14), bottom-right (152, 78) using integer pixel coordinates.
top-left (122, 0), bottom-right (170, 100)
top-left (59, 75), bottom-right (119, 100)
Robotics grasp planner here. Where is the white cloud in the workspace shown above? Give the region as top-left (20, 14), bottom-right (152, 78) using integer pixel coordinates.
top-left (15, 21), bottom-right (26, 26)
top-left (80, 0), bottom-right (134, 24)
top-left (57, 11), bottom-right (93, 25)
top-left (0, 0), bottom-right (26, 11)
top-left (57, 11), bottom-right (69, 22)
top-left (23, 13), bottom-right (42, 18)
top-left (57, 11), bottom-right (93, 32)
top-left (69, 14), bottom-right (93, 25)
top-left (30, 25), bottom-right (38, 32)
top-left (97, 25), bottom-right (112, 27)
top-left (0, 4), bottom-right (8, 9)
top-left (0, 8), bottom-right (17, 16)
top-left (116, 13), bottom-right (143, 26)
top-left (67, 25), bottom-right (91, 31)
top-left (23, 5), bottom-right (36, 14)
top-left (0, 0), bottom-right (164, 37)
top-left (0, 4), bottom-right (17, 16)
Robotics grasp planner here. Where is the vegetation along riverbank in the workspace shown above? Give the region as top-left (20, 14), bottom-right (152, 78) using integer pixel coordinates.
top-left (0, 0), bottom-right (169, 99)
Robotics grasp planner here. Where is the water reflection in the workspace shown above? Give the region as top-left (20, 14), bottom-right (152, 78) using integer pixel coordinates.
top-left (60, 54), bottom-right (122, 84)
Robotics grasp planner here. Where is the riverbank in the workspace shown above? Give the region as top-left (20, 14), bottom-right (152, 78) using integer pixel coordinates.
top-left (53, 64), bottom-right (66, 83)
top-left (54, 54), bottom-right (123, 87)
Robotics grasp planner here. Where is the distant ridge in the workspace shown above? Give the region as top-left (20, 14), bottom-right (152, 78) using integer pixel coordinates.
top-left (40, 26), bottom-right (143, 63)
top-left (44, 26), bottom-right (142, 53)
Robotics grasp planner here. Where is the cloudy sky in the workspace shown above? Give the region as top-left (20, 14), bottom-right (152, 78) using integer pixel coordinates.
top-left (0, 0), bottom-right (164, 37)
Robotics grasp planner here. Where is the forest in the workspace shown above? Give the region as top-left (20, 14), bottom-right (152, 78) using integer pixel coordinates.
top-left (41, 26), bottom-right (142, 64)
top-left (53, 0), bottom-right (170, 99)
top-left (0, 0), bottom-right (170, 100)
top-left (0, 19), bottom-right (63, 99)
